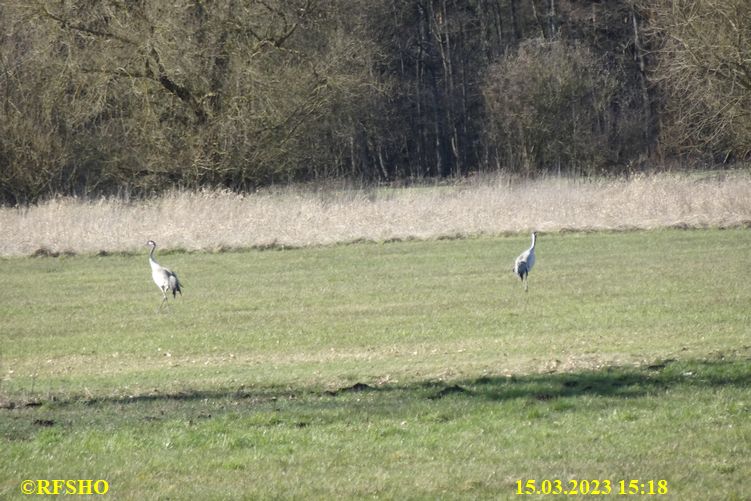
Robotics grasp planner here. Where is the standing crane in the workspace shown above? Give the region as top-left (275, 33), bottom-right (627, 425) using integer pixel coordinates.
top-left (146, 240), bottom-right (182, 311)
top-left (513, 232), bottom-right (537, 292)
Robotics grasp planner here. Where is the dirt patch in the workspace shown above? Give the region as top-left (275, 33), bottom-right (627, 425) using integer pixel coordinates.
top-left (429, 385), bottom-right (471, 400)
top-left (325, 382), bottom-right (375, 396)
top-left (31, 248), bottom-right (76, 258)
top-left (647, 359), bottom-right (677, 371)
top-left (0, 399), bottom-right (43, 409)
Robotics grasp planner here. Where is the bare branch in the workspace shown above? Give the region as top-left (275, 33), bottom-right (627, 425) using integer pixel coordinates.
top-left (35, 2), bottom-right (139, 47)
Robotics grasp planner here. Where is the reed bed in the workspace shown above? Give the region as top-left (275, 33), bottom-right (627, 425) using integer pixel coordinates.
top-left (1, 171), bottom-right (750, 256)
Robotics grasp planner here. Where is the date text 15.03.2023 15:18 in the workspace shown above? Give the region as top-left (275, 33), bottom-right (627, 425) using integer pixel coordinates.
top-left (516, 479), bottom-right (669, 496)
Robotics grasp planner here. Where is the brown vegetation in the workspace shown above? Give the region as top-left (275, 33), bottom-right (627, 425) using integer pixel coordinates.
top-left (1, 172), bottom-right (749, 256)
top-left (483, 39), bottom-right (619, 174)
top-left (1, 1), bottom-right (750, 204)
top-left (641, 0), bottom-right (751, 160)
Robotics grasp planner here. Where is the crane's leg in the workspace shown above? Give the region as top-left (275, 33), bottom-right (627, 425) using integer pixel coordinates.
top-left (157, 292), bottom-right (168, 313)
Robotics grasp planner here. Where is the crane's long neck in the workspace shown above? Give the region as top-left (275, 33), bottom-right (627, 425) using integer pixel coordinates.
top-left (149, 246), bottom-right (159, 268)
top-left (530, 233), bottom-right (536, 250)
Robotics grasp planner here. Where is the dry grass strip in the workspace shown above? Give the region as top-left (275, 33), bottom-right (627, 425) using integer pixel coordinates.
top-left (2, 171), bottom-right (750, 256)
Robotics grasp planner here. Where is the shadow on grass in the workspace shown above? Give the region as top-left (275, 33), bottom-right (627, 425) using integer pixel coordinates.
top-left (3, 357), bottom-right (750, 411)
top-left (1, 357), bottom-right (750, 442)
top-left (433, 358), bottom-right (751, 402)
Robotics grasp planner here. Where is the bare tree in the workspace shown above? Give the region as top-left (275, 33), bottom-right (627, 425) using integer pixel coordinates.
top-left (483, 39), bottom-right (618, 175)
top-left (2, 0), bottom-right (728, 204)
top-left (643, 0), bottom-right (751, 160)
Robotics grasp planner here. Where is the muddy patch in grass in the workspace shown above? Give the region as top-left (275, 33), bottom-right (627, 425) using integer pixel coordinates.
top-left (324, 382), bottom-right (375, 396)
top-left (429, 385), bottom-right (471, 400)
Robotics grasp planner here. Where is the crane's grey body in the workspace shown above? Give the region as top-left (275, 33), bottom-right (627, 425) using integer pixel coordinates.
top-left (147, 240), bottom-right (182, 311)
top-left (513, 232), bottom-right (537, 292)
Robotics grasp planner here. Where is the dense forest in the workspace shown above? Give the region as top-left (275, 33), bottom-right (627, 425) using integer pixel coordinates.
top-left (1, 0), bottom-right (750, 204)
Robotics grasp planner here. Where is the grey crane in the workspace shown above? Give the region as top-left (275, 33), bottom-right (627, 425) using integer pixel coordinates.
top-left (146, 240), bottom-right (182, 311)
top-left (513, 231), bottom-right (537, 292)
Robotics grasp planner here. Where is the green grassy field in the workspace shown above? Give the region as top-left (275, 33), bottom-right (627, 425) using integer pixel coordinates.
top-left (1, 229), bottom-right (750, 499)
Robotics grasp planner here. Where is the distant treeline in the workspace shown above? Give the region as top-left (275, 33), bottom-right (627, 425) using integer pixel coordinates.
top-left (1, 1), bottom-right (750, 204)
